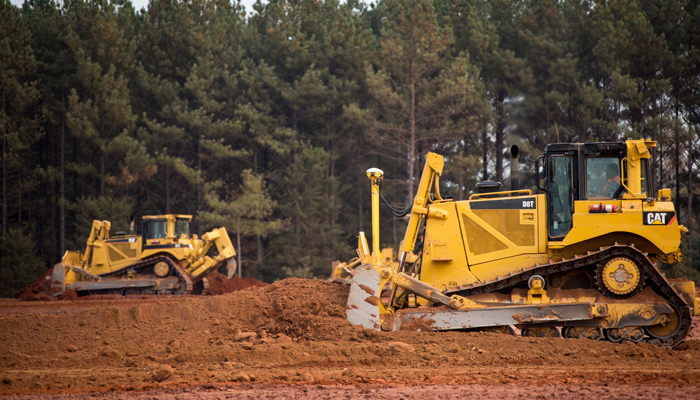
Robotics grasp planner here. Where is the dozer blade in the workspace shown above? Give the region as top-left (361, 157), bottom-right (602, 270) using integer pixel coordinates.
top-left (50, 263), bottom-right (66, 297)
top-left (226, 258), bottom-right (238, 280)
top-left (346, 264), bottom-right (381, 330)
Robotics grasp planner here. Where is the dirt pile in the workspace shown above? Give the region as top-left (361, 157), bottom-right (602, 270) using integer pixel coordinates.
top-left (205, 271), bottom-right (268, 295)
top-left (1, 278), bottom-right (699, 397)
top-left (14, 268), bottom-right (77, 301)
top-left (13, 268), bottom-right (267, 301)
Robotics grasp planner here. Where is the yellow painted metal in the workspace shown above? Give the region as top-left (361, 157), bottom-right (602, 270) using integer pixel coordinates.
top-left (646, 310), bottom-right (680, 337)
top-left (526, 277), bottom-right (549, 304)
top-left (419, 202), bottom-right (480, 292)
top-left (59, 214), bottom-right (236, 293)
top-left (548, 199), bottom-right (681, 255)
top-left (357, 232), bottom-right (371, 264)
top-left (347, 139), bottom-right (690, 336)
top-left (400, 153), bottom-right (443, 255)
top-left (622, 139), bottom-right (656, 199)
top-left (469, 189), bottom-right (532, 201)
top-left (367, 168), bottom-right (384, 265)
top-left (600, 257), bottom-right (641, 296)
top-left (153, 261), bottom-right (169, 277)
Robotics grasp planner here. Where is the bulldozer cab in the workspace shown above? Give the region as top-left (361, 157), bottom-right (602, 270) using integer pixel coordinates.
top-left (140, 215), bottom-right (192, 243)
top-left (538, 141), bottom-right (653, 240)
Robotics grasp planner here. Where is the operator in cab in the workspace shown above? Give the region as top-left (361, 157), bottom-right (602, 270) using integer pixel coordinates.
top-left (601, 163), bottom-right (621, 197)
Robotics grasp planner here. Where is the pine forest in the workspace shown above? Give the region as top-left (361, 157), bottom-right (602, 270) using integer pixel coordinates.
top-left (1, 0), bottom-right (700, 297)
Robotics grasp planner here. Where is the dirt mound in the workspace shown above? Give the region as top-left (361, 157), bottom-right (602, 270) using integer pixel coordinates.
top-left (14, 268), bottom-right (266, 301)
top-left (205, 271), bottom-right (268, 295)
top-left (2, 277), bottom-right (700, 396)
top-left (14, 268), bottom-right (77, 301)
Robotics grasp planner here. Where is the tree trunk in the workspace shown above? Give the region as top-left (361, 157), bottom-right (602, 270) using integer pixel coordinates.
top-left (1, 86), bottom-right (5, 236)
top-left (2, 126), bottom-right (6, 236)
top-left (675, 99), bottom-right (680, 212)
top-left (687, 135), bottom-right (694, 270)
top-left (329, 134), bottom-right (335, 227)
top-left (197, 135), bottom-right (202, 234)
top-left (482, 128), bottom-right (489, 181)
top-left (100, 117), bottom-right (105, 196)
top-left (100, 153), bottom-right (105, 196)
top-left (257, 233), bottom-right (262, 263)
top-left (60, 95), bottom-right (66, 256)
top-left (358, 169), bottom-right (363, 232)
top-left (408, 60), bottom-right (416, 199)
top-left (495, 89), bottom-right (505, 183)
top-left (18, 176), bottom-right (22, 228)
top-left (237, 215), bottom-right (242, 278)
top-left (165, 163), bottom-right (170, 214)
top-left (392, 162), bottom-right (397, 249)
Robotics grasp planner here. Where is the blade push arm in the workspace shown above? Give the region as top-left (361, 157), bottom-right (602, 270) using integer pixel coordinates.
top-left (399, 153), bottom-right (444, 259)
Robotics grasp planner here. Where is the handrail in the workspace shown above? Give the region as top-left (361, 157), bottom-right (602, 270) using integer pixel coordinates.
top-left (469, 189), bottom-right (533, 201)
top-left (618, 158), bottom-right (632, 196)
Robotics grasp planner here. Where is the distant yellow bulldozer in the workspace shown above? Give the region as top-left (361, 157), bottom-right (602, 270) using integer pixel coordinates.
top-left (51, 214), bottom-right (236, 296)
top-left (340, 139), bottom-right (697, 347)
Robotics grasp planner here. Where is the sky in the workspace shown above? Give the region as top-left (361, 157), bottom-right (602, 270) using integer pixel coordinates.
top-left (10, 0), bottom-right (259, 15)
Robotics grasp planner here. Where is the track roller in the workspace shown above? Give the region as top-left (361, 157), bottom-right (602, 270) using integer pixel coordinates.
top-left (563, 326), bottom-right (602, 341)
top-left (522, 327), bottom-right (560, 338)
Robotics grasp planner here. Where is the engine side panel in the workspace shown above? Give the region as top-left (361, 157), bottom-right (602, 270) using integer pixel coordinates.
top-left (420, 202), bottom-right (479, 292)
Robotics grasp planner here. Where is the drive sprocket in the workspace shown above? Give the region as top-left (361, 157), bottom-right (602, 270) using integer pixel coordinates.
top-left (596, 256), bottom-right (644, 298)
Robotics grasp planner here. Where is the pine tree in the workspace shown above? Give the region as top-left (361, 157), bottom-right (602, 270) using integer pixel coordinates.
top-left (348, 0), bottom-right (481, 199)
top-left (0, 0), bottom-right (40, 235)
top-left (201, 169), bottom-right (285, 277)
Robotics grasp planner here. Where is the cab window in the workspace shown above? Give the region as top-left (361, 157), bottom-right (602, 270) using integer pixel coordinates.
top-left (141, 220), bottom-right (167, 239)
top-left (548, 155), bottom-right (573, 238)
top-left (641, 159), bottom-right (650, 195)
top-left (586, 157), bottom-right (620, 199)
top-left (175, 220), bottom-right (189, 238)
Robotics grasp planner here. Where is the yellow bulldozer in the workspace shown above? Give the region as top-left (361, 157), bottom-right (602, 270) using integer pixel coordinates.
top-left (50, 214), bottom-right (237, 296)
top-left (340, 139), bottom-right (697, 347)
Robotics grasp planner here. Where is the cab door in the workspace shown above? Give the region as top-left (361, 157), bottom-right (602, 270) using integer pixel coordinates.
top-left (547, 154), bottom-right (574, 239)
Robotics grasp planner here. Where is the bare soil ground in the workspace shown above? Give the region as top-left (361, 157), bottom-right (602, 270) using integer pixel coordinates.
top-left (1, 278), bottom-right (699, 399)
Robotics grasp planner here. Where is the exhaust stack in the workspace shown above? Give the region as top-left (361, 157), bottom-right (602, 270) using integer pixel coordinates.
top-left (510, 145), bottom-right (519, 191)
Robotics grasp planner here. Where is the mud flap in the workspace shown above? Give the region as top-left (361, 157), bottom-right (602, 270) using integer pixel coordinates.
top-left (346, 264), bottom-right (381, 330)
top-left (226, 258), bottom-right (237, 280)
top-left (50, 263), bottom-right (66, 297)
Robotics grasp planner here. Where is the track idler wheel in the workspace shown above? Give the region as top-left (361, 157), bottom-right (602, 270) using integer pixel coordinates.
top-left (596, 257), bottom-right (644, 298)
top-left (522, 327), bottom-right (560, 338)
top-left (172, 280), bottom-right (188, 295)
top-left (645, 307), bottom-right (681, 340)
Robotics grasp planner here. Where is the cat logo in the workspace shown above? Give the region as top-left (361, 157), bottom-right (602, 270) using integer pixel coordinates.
top-left (643, 212), bottom-right (676, 226)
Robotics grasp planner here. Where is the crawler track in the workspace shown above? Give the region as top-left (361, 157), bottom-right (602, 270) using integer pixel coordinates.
top-left (89, 256), bottom-right (193, 295)
top-left (446, 244), bottom-right (692, 347)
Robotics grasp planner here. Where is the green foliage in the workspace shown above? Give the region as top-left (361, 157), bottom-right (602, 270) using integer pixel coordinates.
top-left (68, 196), bottom-right (132, 250)
top-left (1, 0), bottom-right (700, 289)
top-left (269, 145), bottom-right (352, 280)
top-left (0, 228), bottom-right (45, 298)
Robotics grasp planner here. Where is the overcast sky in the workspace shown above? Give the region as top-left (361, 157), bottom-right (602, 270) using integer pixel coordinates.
top-left (9, 0), bottom-right (259, 15)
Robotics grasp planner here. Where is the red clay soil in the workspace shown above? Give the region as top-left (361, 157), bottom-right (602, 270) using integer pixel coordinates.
top-left (204, 270), bottom-right (268, 295)
top-left (0, 279), bottom-right (698, 399)
top-left (14, 268), bottom-right (78, 301)
top-left (14, 269), bottom-right (266, 301)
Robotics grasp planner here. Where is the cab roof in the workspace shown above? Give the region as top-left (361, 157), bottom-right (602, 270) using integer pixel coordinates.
top-left (142, 214), bottom-right (192, 221)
